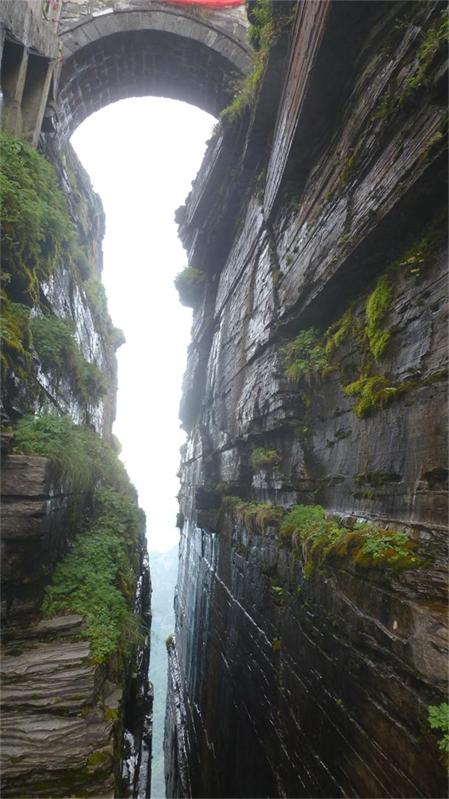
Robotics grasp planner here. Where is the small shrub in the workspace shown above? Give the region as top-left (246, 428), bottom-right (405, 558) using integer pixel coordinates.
top-left (283, 328), bottom-right (328, 383)
top-left (428, 703), bottom-right (449, 757)
top-left (174, 267), bottom-right (205, 308)
top-left (165, 634), bottom-right (175, 649)
top-left (353, 525), bottom-right (422, 568)
top-left (111, 327), bottom-right (126, 350)
top-left (176, 511), bottom-right (185, 530)
top-left (222, 496), bottom-right (284, 532)
top-left (250, 447), bottom-right (282, 471)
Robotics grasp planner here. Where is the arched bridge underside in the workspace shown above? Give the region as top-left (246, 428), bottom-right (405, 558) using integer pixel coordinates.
top-left (54, 3), bottom-right (252, 141)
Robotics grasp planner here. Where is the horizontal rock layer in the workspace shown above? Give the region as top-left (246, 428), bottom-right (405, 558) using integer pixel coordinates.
top-left (0, 453), bottom-right (152, 798)
top-left (166, 2), bottom-right (448, 797)
top-left (0, 614), bottom-right (116, 798)
top-left (166, 520), bottom-right (447, 798)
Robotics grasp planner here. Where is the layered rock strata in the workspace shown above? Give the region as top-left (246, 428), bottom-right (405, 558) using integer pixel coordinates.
top-left (165, 2), bottom-right (448, 797)
top-left (0, 453), bottom-right (152, 798)
top-left (2, 140), bottom-right (118, 438)
top-left (0, 110), bottom-right (152, 795)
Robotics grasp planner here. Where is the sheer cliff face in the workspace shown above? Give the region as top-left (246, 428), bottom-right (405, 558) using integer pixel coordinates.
top-left (165, 2), bottom-right (448, 797)
top-left (1, 455), bottom-right (152, 798)
top-left (1, 141), bottom-right (152, 796)
top-left (2, 139), bottom-right (117, 438)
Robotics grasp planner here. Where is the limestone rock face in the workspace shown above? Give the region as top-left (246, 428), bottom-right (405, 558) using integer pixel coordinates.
top-left (0, 455), bottom-right (153, 798)
top-left (0, 611), bottom-right (152, 798)
top-left (165, 2), bottom-right (448, 796)
top-left (2, 141), bottom-right (117, 439)
top-left (1, 454), bottom-right (89, 626)
top-left (1, 615), bottom-right (114, 798)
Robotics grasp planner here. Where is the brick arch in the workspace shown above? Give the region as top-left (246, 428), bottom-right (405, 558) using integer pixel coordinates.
top-left (54, 5), bottom-right (252, 140)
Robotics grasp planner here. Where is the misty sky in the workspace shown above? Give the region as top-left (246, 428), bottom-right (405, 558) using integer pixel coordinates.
top-left (72, 98), bottom-right (215, 552)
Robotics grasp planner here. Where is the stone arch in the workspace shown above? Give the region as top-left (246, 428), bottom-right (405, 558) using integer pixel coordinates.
top-left (53, 4), bottom-right (252, 141)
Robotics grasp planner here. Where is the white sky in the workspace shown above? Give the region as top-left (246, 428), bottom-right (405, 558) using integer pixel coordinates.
top-left (72, 97), bottom-right (215, 552)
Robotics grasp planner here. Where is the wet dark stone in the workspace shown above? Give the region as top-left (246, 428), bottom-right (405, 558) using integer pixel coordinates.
top-left (165, 2), bottom-right (448, 797)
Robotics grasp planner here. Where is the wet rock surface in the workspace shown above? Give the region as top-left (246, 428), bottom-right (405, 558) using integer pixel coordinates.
top-left (166, 521), bottom-right (447, 798)
top-left (1, 454), bottom-right (90, 626)
top-left (166, 2), bottom-right (448, 797)
top-left (1, 460), bottom-right (152, 799)
top-left (2, 141), bottom-right (118, 439)
top-left (0, 455), bottom-right (153, 798)
top-left (0, 615), bottom-right (116, 798)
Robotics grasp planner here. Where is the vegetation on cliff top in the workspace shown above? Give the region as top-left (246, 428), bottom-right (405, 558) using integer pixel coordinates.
top-left (14, 412), bottom-right (145, 663)
top-left (221, 497), bottom-right (427, 575)
top-left (42, 486), bottom-right (144, 663)
top-left (174, 266), bottom-right (205, 307)
top-left (13, 414), bottom-right (131, 494)
top-left (279, 504), bottom-right (427, 576)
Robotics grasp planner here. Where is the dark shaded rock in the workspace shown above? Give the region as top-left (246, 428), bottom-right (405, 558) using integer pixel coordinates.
top-left (166, 2), bottom-right (448, 797)
top-left (165, 520), bottom-right (448, 799)
top-left (1, 454), bottom-right (91, 627)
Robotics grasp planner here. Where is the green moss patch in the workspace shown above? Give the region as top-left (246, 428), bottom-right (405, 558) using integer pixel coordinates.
top-left (42, 486), bottom-right (144, 663)
top-left (0, 130), bottom-right (77, 304)
top-left (400, 11), bottom-right (449, 104)
top-left (250, 447), bottom-right (282, 471)
top-left (222, 496), bottom-right (285, 533)
top-left (324, 308), bottom-right (354, 355)
top-left (280, 504), bottom-right (427, 576)
top-left (13, 413), bottom-right (132, 494)
top-left (31, 315), bottom-right (106, 405)
top-left (365, 275), bottom-right (393, 360)
top-left (0, 294), bottom-right (32, 378)
top-left (343, 375), bottom-right (399, 417)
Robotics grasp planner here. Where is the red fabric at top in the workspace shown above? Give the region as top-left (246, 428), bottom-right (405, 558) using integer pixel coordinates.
top-left (163, 0), bottom-right (244, 7)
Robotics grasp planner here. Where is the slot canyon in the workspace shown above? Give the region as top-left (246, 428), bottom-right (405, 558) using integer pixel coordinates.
top-left (0, 1), bottom-right (447, 798)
